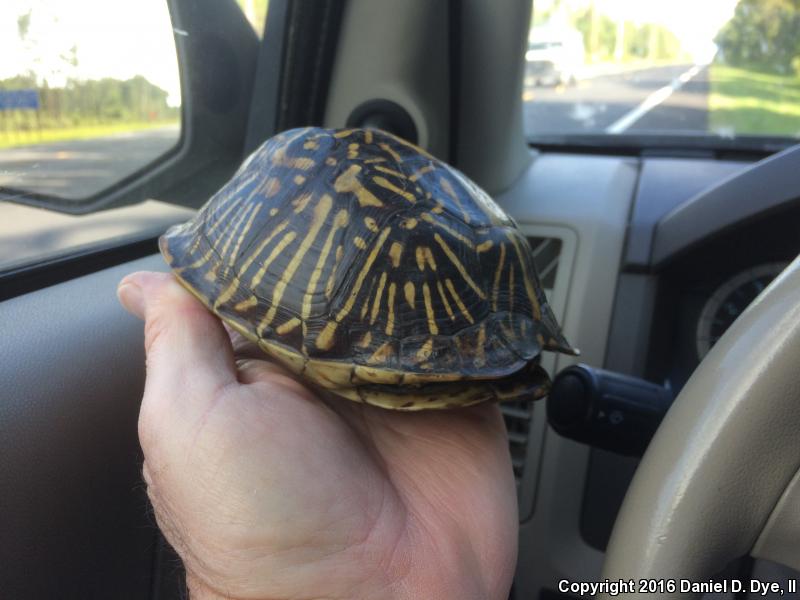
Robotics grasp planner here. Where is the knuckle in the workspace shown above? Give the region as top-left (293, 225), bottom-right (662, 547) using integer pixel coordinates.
top-left (143, 311), bottom-right (170, 356)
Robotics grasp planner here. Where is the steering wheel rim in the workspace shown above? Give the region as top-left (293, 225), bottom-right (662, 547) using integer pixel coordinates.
top-left (600, 254), bottom-right (800, 597)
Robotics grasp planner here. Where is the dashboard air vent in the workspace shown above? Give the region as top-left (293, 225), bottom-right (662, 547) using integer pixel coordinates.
top-left (501, 236), bottom-right (562, 490)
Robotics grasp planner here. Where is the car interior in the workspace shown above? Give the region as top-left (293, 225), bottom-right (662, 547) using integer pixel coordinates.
top-left (3, 0), bottom-right (800, 598)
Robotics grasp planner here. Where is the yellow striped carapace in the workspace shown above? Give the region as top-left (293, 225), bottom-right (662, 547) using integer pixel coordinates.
top-left (160, 127), bottom-right (575, 410)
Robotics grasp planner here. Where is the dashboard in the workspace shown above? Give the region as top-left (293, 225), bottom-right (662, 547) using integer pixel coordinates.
top-left (496, 144), bottom-right (800, 597)
top-left (650, 206), bottom-right (800, 395)
top-left (579, 149), bottom-right (800, 555)
top-left (4, 133), bottom-right (798, 600)
top-left (695, 263), bottom-right (787, 361)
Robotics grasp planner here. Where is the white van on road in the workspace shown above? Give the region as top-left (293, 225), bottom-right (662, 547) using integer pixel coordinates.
top-left (526, 28), bottom-right (585, 86)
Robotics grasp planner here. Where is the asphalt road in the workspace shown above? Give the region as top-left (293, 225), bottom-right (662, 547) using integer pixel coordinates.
top-left (523, 63), bottom-right (710, 136)
top-left (0, 67), bottom-right (707, 201)
top-left (0, 125), bottom-right (180, 200)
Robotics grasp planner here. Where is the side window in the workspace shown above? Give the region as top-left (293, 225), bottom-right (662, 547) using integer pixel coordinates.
top-left (524, 0), bottom-right (800, 145)
top-left (0, 0), bottom-right (181, 201)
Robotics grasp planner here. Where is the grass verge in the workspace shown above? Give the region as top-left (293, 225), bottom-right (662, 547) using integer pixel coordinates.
top-left (0, 120), bottom-right (180, 150)
top-left (709, 65), bottom-right (800, 137)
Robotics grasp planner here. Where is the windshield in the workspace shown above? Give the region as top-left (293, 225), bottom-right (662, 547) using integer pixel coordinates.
top-left (523, 0), bottom-right (800, 148)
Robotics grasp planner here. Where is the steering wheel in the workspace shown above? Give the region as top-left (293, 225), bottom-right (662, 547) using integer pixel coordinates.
top-left (600, 254), bottom-right (800, 597)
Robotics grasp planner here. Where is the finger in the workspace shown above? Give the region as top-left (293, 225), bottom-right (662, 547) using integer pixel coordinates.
top-left (226, 326), bottom-right (264, 360)
top-left (117, 271), bottom-right (237, 394)
top-left (220, 320), bottom-right (307, 384)
top-left (235, 357), bottom-right (309, 391)
top-left (235, 358), bottom-right (274, 384)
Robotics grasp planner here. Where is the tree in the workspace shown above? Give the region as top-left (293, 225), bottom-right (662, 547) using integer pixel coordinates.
top-left (573, 7), bottom-right (616, 60)
top-left (571, 8), bottom-right (681, 63)
top-left (715, 0), bottom-right (800, 75)
top-left (17, 10), bottom-right (31, 40)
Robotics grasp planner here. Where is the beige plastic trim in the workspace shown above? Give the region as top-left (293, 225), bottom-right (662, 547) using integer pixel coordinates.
top-left (601, 254), bottom-right (800, 597)
top-left (323, 0), bottom-right (533, 195)
top-left (323, 0), bottom-right (449, 156)
top-left (455, 0), bottom-right (533, 194)
top-left (514, 224), bottom-right (577, 521)
top-left (753, 465), bottom-right (800, 572)
top-left (497, 153), bottom-right (638, 595)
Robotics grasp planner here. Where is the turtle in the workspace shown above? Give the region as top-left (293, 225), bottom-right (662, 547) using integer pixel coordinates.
top-left (160, 126), bottom-right (576, 410)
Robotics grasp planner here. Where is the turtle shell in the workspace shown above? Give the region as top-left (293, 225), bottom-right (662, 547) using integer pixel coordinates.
top-left (160, 127), bottom-right (575, 410)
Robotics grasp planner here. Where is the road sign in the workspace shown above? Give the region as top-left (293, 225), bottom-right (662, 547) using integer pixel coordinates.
top-left (0, 89), bottom-right (40, 111)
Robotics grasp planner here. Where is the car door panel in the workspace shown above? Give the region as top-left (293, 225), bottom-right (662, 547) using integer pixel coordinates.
top-left (1, 255), bottom-right (168, 598)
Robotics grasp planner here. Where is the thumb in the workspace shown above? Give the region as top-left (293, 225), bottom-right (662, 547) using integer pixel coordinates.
top-left (117, 271), bottom-right (237, 396)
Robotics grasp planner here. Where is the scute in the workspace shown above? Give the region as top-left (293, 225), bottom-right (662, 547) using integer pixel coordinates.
top-left (160, 126), bottom-right (576, 409)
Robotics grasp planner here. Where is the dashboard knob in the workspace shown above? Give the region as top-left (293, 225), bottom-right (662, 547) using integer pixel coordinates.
top-left (547, 364), bottom-right (673, 456)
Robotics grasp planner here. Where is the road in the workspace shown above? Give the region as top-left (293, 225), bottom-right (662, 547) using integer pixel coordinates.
top-left (523, 63), bottom-right (710, 137)
top-left (0, 125), bottom-right (179, 200)
top-left (0, 66), bottom-right (707, 201)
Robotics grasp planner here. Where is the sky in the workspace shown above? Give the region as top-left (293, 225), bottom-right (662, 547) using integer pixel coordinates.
top-left (0, 0), bottom-right (182, 106)
top-left (0, 0), bottom-right (738, 102)
top-left (533, 0), bottom-right (740, 62)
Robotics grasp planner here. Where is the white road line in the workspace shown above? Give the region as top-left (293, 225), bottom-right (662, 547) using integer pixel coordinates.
top-left (605, 64), bottom-right (702, 134)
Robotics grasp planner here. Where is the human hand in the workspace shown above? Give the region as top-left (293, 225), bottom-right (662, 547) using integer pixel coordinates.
top-left (117, 271), bottom-right (518, 600)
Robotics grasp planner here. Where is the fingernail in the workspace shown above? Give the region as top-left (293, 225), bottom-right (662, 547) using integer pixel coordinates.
top-left (117, 280), bottom-right (145, 319)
